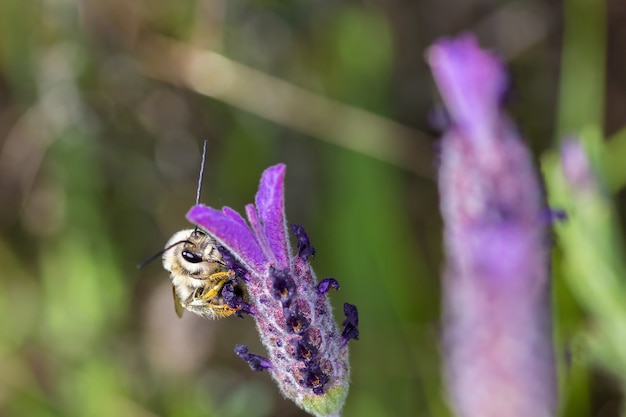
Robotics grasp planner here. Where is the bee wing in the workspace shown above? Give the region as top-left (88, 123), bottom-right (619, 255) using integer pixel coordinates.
top-left (172, 285), bottom-right (185, 318)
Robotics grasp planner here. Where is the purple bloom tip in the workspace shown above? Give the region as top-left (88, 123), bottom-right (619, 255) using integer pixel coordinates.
top-left (427, 34), bottom-right (508, 146)
top-left (235, 344), bottom-right (272, 372)
top-left (317, 278), bottom-right (340, 295)
top-left (341, 303), bottom-right (359, 346)
top-left (291, 224), bottom-right (316, 261)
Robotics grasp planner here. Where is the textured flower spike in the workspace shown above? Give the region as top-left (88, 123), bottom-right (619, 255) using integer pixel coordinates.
top-left (187, 164), bottom-right (356, 417)
top-left (427, 35), bottom-right (557, 417)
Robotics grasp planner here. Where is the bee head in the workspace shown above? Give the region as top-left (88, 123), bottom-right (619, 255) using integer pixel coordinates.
top-left (161, 229), bottom-right (225, 278)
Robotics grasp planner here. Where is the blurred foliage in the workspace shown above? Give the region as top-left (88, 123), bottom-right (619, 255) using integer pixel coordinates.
top-left (0, 0), bottom-right (625, 416)
top-left (545, 130), bottom-right (626, 393)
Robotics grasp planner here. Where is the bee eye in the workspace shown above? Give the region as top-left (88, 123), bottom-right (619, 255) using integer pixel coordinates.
top-left (182, 250), bottom-right (203, 264)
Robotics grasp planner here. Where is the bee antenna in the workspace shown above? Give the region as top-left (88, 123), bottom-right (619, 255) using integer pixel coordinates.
top-left (194, 139), bottom-right (208, 233)
top-left (136, 239), bottom-right (190, 269)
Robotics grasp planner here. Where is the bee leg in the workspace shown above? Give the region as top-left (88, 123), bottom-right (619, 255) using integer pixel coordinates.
top-left (200, 270), bottom-right (235, 300)
top-left (185, 296), bottom-right (240, 319)
top-left (205, 301), bottom-right (240, 318)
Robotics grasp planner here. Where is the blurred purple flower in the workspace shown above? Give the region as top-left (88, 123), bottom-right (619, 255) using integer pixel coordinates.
top-left (427, 35), bottom-right (557, 417)
top-left (187, 164), bottom-right (355, 417)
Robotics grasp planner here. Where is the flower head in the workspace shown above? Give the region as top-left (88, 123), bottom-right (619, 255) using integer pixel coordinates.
top-left (187, 164), bottom-right (356, 417)
top-left (428, 35), bottom-right (557, 417)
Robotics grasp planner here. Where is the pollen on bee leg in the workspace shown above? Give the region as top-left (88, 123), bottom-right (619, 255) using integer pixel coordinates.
top-left (213, 304), bottom-right (241, 318)
top-left (200, 270), bottom-right (237, 300)
top-left (208, 270), bottom-right (236, 280)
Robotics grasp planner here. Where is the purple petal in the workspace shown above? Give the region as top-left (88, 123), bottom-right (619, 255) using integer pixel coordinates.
top-left (187, 204), bottom-right (265, 273)
top-left (234, 345), bottom-right (272, 371)
top-left (218, 246), bottom-right (249, 280)
top-left (223, 206), bottom-right (252, 229)
top-left (427, 34), bottom-right (508, 147)
top-left (341, 303), bottom-right (359, 346)
top-left (291, 224), bottom-right (316, 261)
top-left (246, 203), bottom-right (277, 265)
top-left (254, 164), bottom-right (290, 269)
top-left (222, 282), bottom-right (254, 316)
top-left (317, 278), bottom-right (340, 295)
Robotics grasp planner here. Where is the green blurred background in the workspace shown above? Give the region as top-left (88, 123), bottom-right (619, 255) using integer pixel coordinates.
top-left (0, 0), bottom-right (624, 416)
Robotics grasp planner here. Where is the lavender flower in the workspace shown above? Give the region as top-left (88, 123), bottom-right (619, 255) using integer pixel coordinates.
top-left (427, 35), bottom-right (557, 417)
top-left (186, 164), bottom-right (356, 417)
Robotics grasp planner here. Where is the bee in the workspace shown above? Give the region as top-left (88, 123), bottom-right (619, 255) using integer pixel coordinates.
top-left (161, 228), bottom-right (242, 319)
top-left (138, 140), bottom-right (244, 319)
